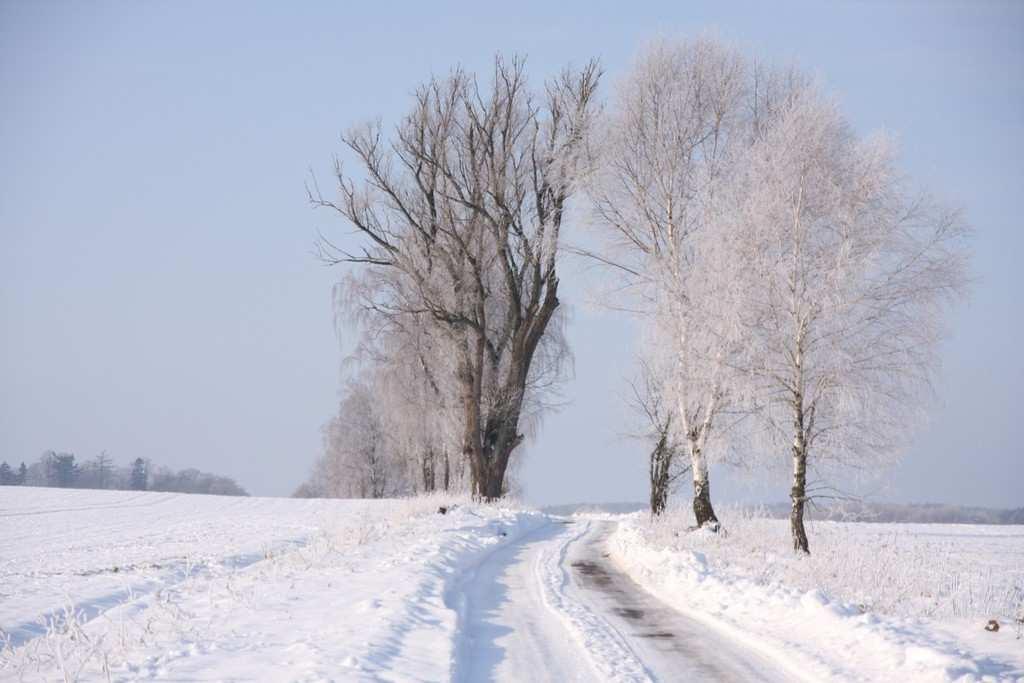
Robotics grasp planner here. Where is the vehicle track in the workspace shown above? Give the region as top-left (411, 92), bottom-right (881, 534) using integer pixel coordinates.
top-left (452, 517), bottom-right (793, 682)
top-left (567, 520), bottom-right (794, 682)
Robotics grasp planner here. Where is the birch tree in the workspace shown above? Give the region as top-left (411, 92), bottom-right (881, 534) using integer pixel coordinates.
top-left (312, 57), bottom-right (600, 500)
top-left (717, 87), bottom-right (969, 553)
top-left (586, 38), bottom-right (748, 526)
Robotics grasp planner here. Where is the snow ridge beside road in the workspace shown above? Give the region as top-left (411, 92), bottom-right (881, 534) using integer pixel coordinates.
top-left (607, 513), bottom-right (1024, 683)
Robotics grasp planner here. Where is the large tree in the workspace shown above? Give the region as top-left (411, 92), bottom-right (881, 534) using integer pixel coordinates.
top-left (716, 86), bottom-right (969, 553)
top-left (312, 57), bottom-right (600, 499)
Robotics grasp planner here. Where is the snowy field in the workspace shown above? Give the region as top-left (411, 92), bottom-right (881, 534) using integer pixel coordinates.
top-left (2, 488), bottom-right (1023, 682)
top-left (0, 488), bottom-right (542, 681)
top-left (609, 509), bottom-right (1024, 682)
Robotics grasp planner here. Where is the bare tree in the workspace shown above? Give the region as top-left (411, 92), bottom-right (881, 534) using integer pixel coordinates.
top-left (585, 38), bottom-right (749, 527)
top-left (312, 56), bottom-right (600, 500)
top-left (629, 360), bottom-right (690, 516)
top-left (90, 451), bottom-right (113, 489)
top-left (716, 87), bottom-right (970, 553)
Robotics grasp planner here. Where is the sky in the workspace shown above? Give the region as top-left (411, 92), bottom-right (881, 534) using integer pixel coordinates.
top-left (1, 1), bottom-right (1021, 507)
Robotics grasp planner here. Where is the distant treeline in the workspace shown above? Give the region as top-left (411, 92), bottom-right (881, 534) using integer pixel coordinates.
top-left (764, 501), bottom-right (1024, 525)
top-left (0, 451), bottom-right (248, 496)
top-left (542, 501), bottom-right (1024, 525)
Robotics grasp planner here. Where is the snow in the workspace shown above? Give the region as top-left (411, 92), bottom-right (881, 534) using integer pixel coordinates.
top-left (0, 488), bottom-right (543, 680)
top-left (2, 489), bottom-right (773, 682)
top-left (606, 508), bottom-right (1024, 682)
top-left (3, 488), bottom-right (1022, 681)
top-left (451, 520), bottom-right (616, 682)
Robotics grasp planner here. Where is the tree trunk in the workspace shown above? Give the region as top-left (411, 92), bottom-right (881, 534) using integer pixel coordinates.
top-left (692, 476), bottom-right (718, 528)
top-left (442, 449), bottom-right (450, 492)
top-left (790, 448), bottom-right (809, 553)
top-left (649, 429), bottom-right (672, 516)
top-left (460, 353), bottom-right (485, 499)
top-left (474, 437), bottom-right (517, 502)
top-left (481, 462), bottom-right (504, 501)
top-left (422, 449), bottom-right (436, 493)
top-left (466, 444), bottom-right (482, 499)
top-left (689, 441), bottom-right (719, 529)
top-left (469, 365), bottom-right (529, 501)
top-left (791, 399), bottom-right (810, 554)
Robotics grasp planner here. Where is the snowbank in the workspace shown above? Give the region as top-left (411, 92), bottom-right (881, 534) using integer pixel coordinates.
top-left (608, 511), bottom-right (1024, 682)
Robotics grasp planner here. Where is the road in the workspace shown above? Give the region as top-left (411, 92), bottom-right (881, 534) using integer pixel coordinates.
top-left (451, 518), bottom-right (794, 682)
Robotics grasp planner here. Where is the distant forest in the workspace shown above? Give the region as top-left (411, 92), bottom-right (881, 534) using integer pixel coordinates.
top-left (543, 502), bottom-right (1024, 525)
top-left (761, 501), bottom-right (1024, 525)
top-left (0, 451), bottom-right (248, 496)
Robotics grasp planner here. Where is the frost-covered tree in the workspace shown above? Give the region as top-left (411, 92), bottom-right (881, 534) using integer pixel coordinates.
top-left (93, 452), bottom-right (113, 488)
top-left (78, 451), bottom-right (114, 489)
top-left (298, 300), bottom-right (470, 500)
top-left (586, 38), bottom-right (751, 527)
top-left (312, 56), bottom-right (599, 499)
top-left (344, 293), bottom-right (465, 495)
top-left (316, 375), bottom-right (398, 498)
top-left (375, 343), bottom-right (457, 494)
top-left (715, 86), bottom-right (969, 553)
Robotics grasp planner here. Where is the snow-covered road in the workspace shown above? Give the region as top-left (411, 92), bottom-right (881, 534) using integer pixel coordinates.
top-left (452, 517), bottom-right (794, 682)
top-left (452, 521), bottom-right (600, 682)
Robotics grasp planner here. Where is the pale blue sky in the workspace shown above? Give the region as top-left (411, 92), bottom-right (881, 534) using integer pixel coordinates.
top-left (2, 1), bottom-right (1021, 506)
